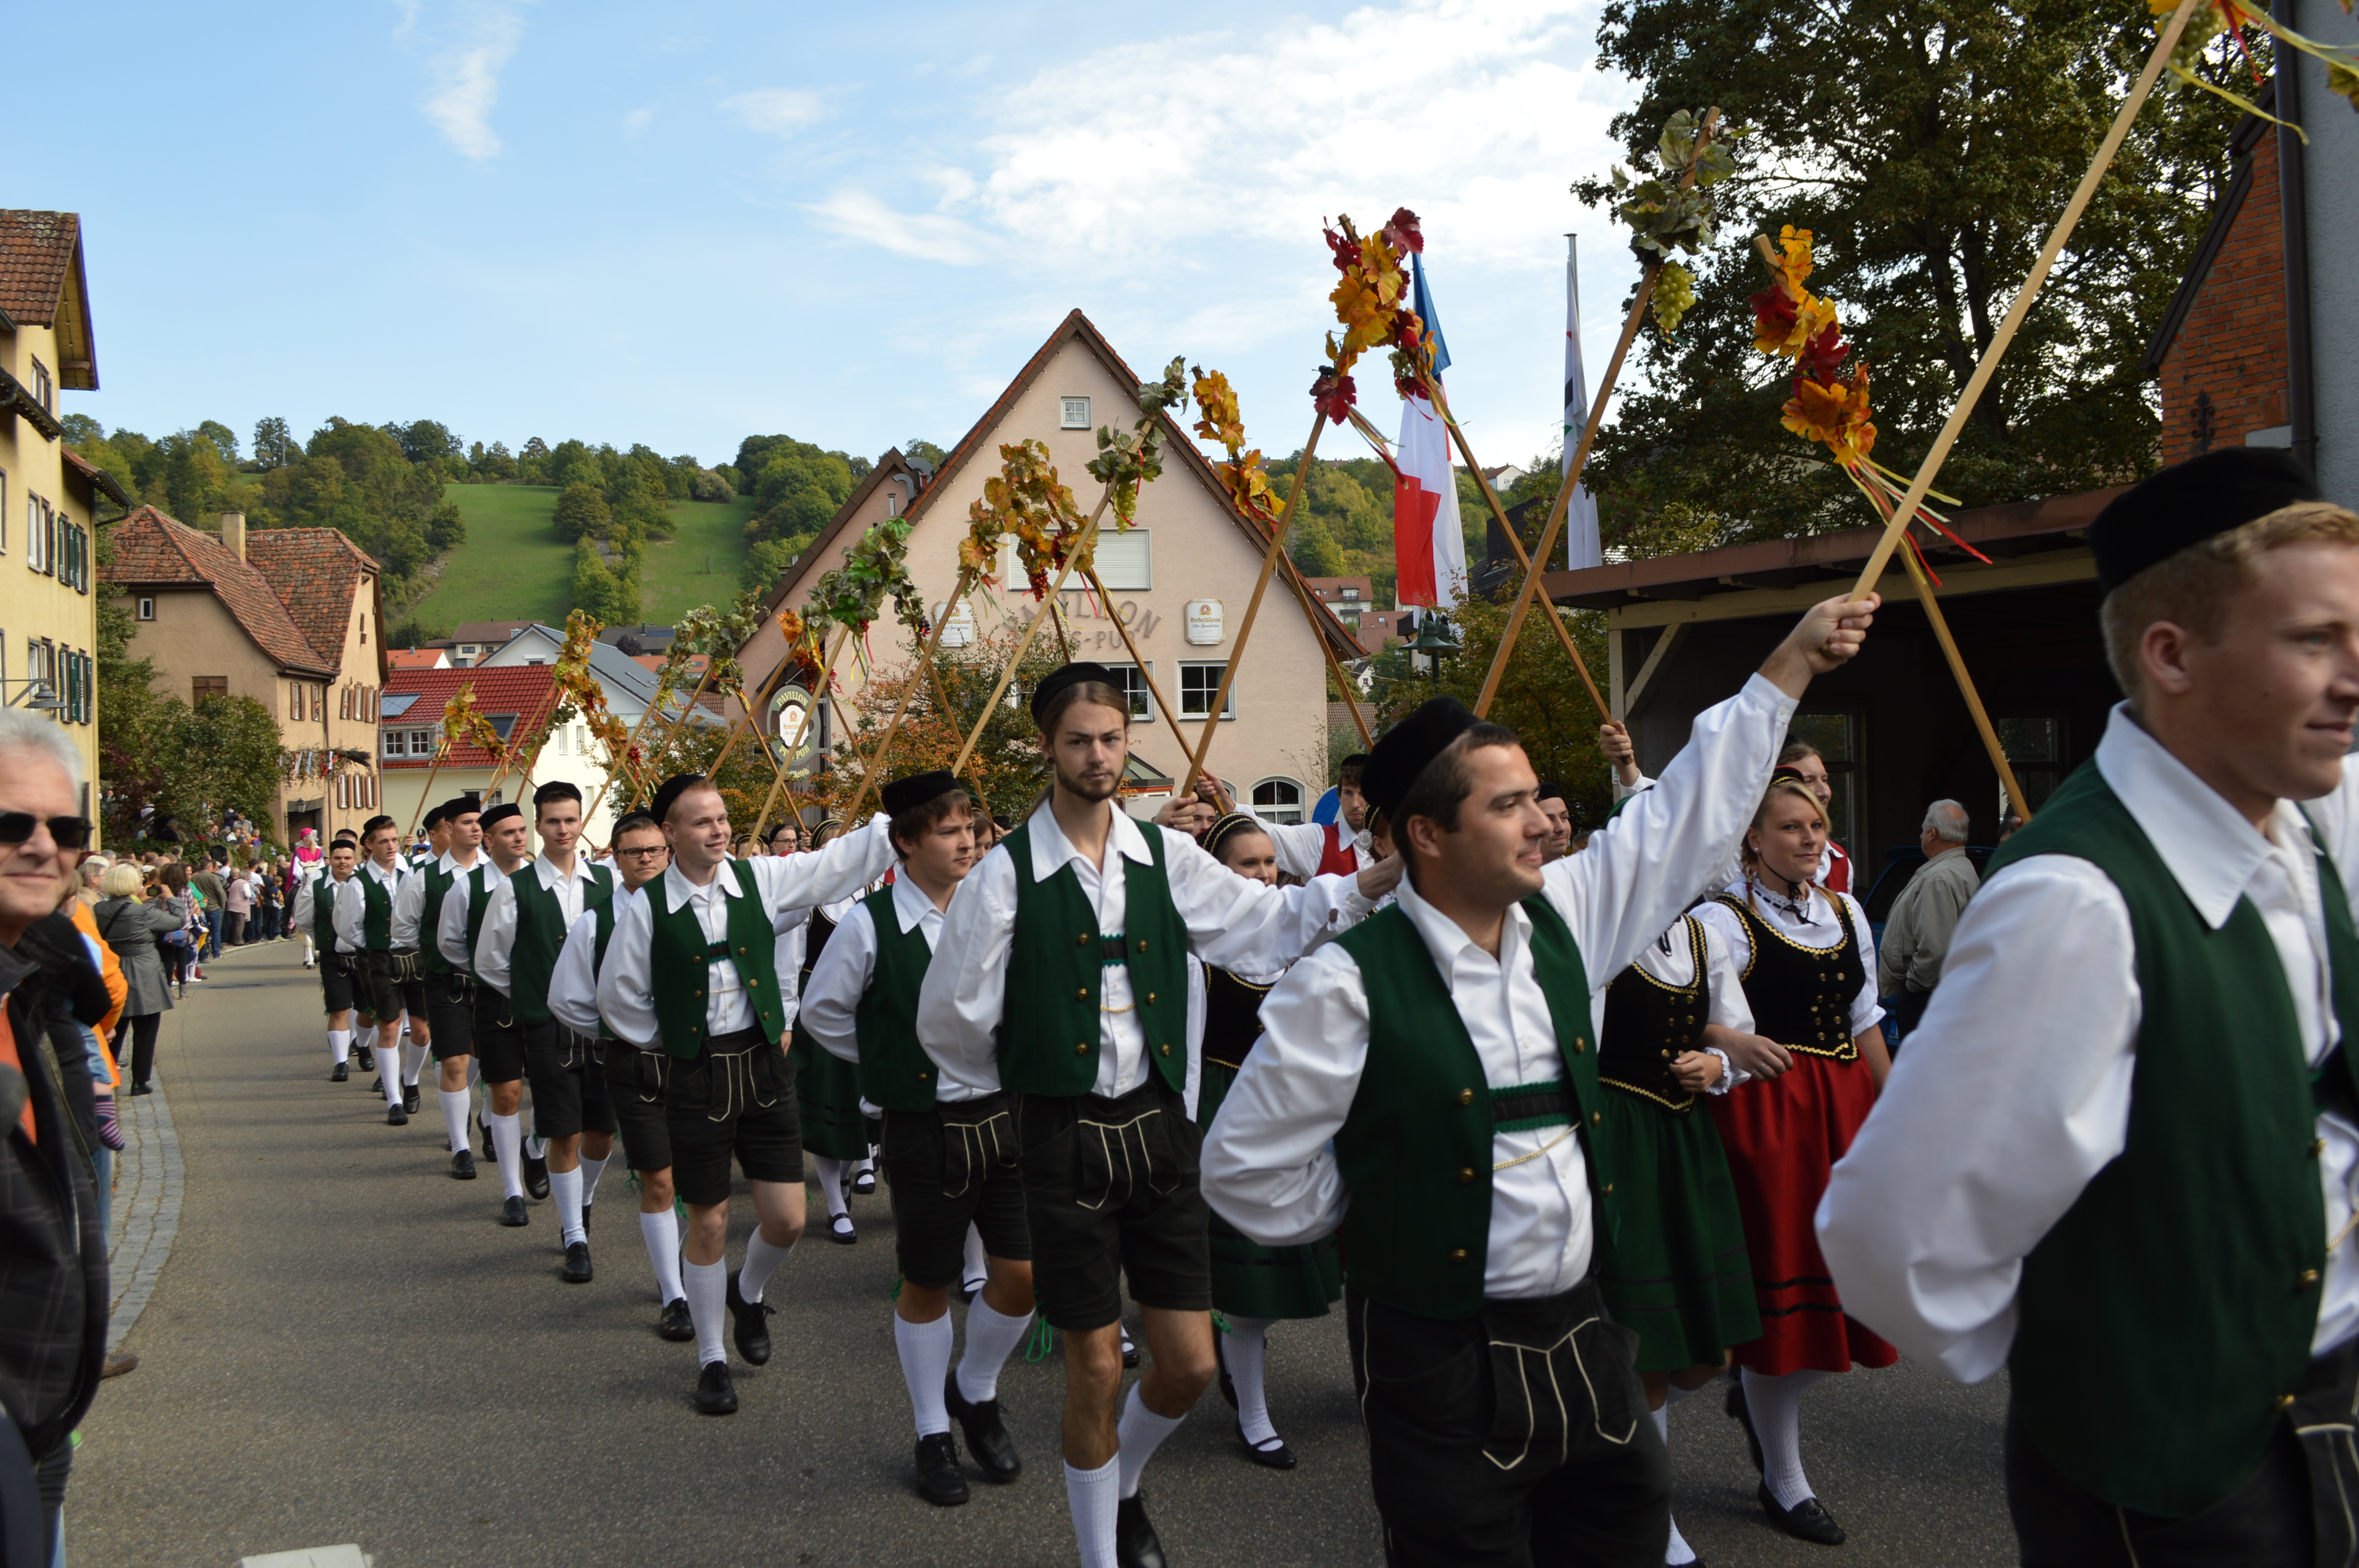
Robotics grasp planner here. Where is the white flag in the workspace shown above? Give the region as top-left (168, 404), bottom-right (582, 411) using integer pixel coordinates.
top-left (1562, 235), bottom-right (1604, 570)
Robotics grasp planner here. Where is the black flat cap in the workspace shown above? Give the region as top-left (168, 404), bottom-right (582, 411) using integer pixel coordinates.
top-left (440, 797), bottom-right (479, 822)
top-left (1364, 695), bottom-right (1478, 822)
top-left (2090, 447), bottom-right (2322, 595)
top-left (1030, 661), bottom-right (1121, 724)
top-left (883, 770), bottom-right (960, 817)
top-left (477, 802), bottom-right (522, 830)
top-left (648, 773), bottom-right (708, 826)
top-left (534, 779), bottom-right (582, 808)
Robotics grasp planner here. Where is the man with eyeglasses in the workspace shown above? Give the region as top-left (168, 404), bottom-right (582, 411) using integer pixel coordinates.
top-left (766, 821), bottom-right (803, 857)
top-left (552, 812), bottom-right (686, 1332)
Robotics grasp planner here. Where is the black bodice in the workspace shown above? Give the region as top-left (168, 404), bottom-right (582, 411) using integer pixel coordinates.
top-left (1600, 917), bottom-right (1712, 1113)
top-left (1201, 966), bottom-right (1273, 1071)
top-left (799, 906), bottom-right (839, 989)
top-left (1713, 890), bottom-right (1864, 1060)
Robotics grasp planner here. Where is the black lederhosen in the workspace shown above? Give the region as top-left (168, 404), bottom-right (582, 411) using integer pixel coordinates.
top-left (1347, 1277), bottom-right (1671, 1568)
top-left (396, 975), bottom-right (430, 1024)
top-left (883, 1089), bottom-right (1031, 1288)
top-left (1013, 1077), bottom-right (1209, 1331)
top-left (523, 1022), bottom-right (617, 1141)
top-left (666, 1027), bottom-right (801, 1207)
top-left (319, 950), bottom-right (357, 1014)
top-left (602, 1043), bottom-right (673, 1173)
top-left (472, 984), bottom-right (528, 1084)
top-left (358, 950), bottom-right (402, 1023)
top-left (424, 972), bottom-right (475, 1062)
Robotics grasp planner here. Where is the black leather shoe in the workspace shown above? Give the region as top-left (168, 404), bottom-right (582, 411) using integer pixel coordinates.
top-left (402, 1083), bottom-right (420, 1115)
top-left (356, 1046), bottom-right (374, 1071)
top-left (1115, 1494), bottom-right (1168, 1568)
top-left (1238, 1420), bottom-right (1296, 1470)
top-left (482, 1120), bottom-right (497, 1160)
top-left (852, 1164), bottom-right (877, 1196)
top-left (370, 1076), bottom-right (384, 1095)
top-left (385, 1101), bottom-right (409, 1127)
top-left (727, 1274), bottom-right (774, 1365)
top-left (658, 1298), bottom-right (695, 1342)
top-left (580, 1203), bottom-right (593, 1234)
top-left (826, 1212), bottom-right (857, 1245)
top-left (694, 1360), bottom-right (738, 1416)
top-left (330, 1062), bottom-right (349, 1083)
top-left (1759, 1483), bottom-right (1846, 1546)
top-left (1727, 1380), bottom-right (1766, 1477)
top-left (913, 1432), bottom-right (970, 1506)
top-left (945, 1372), bottom-right (1022, 1481)
top-left (130, 1082), bottom-right (155, 1097)
top-left (500, 1195), bottom-right (529, 1227)
top-left (451, 1150), bottom-right (477, 1181)
top-left (523, 1150), bottom-right (550, 1201)
top-left (562, 1241), bottom-right (593, 1283)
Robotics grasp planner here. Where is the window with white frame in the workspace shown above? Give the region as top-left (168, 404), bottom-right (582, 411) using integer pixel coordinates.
top-left (382, 728), bottom-right (408, 758)
top-left (26, 496), bottom-right (46, 573)
top-left (31, 360), bottom-right (51, 412)
top-left (1093, 529), bottom-right (1151, 591)
top-left (1251, 778), bottom-right (1306, 823)
top-left (138, 596), bottom-right (156, 621)
top-left (1060, 396), bottom-right (1092, 430)
top-left (1103, 663), bottom-right (1153, 722)
top-left (1178, 662), bottom-right (1234, 719)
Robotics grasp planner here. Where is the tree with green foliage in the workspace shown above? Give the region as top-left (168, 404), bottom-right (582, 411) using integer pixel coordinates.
top-left (749, 444), bottom-right (855, 544)
top-left (738, 536), bottom-right (810, 596)
top-left (569, 538), bottom-right (643, 625)
top-left (1577, 0), bottom-right (2255, 550)
top-left (252, 416), bottom-right (299, 469)
top-left (552, 482), bottom-right (611, 543)
top-left (902, 439), bottom-right (948, 469)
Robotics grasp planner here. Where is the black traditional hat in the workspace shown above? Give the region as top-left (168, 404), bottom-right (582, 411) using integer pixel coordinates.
top-left (1030, 661), bottom-right (1121, 724)
top-left (533, 779), bottom-right (582, 808)
top-left (1363, 695), bottom-right (1478, 822)
top-left (439, 796), bottom-right (479, 822)
top-left (648, 773), bottom-right (708, 826)
top-left (477, 802), bottom-right (522, 830)
top-left (883, 770), bottom-right (960, 817)
top-left (421, 804), bottom-right (447, 831)
top-left (2090, 447), bottom-right (2322, 595)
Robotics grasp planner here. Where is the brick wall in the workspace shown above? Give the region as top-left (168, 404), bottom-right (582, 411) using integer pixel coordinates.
top-left (2157, 132), bottom-right (2288, 466)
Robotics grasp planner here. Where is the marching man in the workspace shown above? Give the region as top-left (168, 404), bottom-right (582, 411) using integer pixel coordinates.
top-left (336, 816), bottom-right (412, 1127)
top-left (393, 797), bottom-right (484, 1177)
top-left (440, 801), bottom-right (535, 1222)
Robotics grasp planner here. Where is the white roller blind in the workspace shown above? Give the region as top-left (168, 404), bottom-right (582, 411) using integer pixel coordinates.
top-left (1093, 528), bottom-right (1151, 591)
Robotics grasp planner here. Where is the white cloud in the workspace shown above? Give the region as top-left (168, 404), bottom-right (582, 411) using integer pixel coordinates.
top-left (807, 190), bottom-right (997, 266)
top-left (624, 107), bottom-right (654, 137)
top-left (722, 88), bottom-right (828, 138)
top-left (419, 8), bottom-right (524, 161)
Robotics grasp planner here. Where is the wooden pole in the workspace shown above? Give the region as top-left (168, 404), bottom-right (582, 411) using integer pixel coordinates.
top-left (834, 569), bottom-right (984, 827)
top-left (1893, 540), bottom-right (2033, 824)
top-left (924, 659), bottom-right (993, 805)
top-left (1847, 0), bottom-right (2201, 596)
top-left (1269, 549), bottom-right (1374, 749)
top-left (1178, 412), bottom-right (1328, 799)
top-left (1473, 108), bottom-right (1720, 719)
top-left (1418, 366), bottom-right (1610, 720)
top-left (404, 740), bottom-right (451, 837)
top-left (949, 494), bottom-right (1118, 781)
top-left (585, 654), bottom-right (720, 824)
top-left (1082, 563), bottom-right (1233, 812)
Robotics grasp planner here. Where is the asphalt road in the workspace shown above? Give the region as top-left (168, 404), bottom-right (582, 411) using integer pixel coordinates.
top-left (69, 938), bottom-right (2021, 1567)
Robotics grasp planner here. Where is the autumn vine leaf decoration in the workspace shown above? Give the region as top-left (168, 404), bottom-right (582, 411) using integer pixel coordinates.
top-left (1606, 108), bottom-right (1736, 334)
top-left (960, 441), bottom-right (1091, 600)
top-left (2155, 0), bottom-right (2359, 131)
top-left (1308, 209), bottom-right (1435, 425)
top-left (1086, 356), bottom-right (1189, 526)
top-left (441, 680), bottom-right (506, 763)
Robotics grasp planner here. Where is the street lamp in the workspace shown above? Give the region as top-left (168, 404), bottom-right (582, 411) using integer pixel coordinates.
top-left (1407, 613), bottom-right (1461, 681)
top-left (2, 678), bottom-right (63, 712)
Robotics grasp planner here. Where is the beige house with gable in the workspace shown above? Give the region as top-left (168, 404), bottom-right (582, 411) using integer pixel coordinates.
top-left (736, 310), bottom-right (1361, 821)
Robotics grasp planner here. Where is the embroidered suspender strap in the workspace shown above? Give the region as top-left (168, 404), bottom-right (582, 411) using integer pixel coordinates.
top-left (1490, 1081), bottom-right (1574, 1133)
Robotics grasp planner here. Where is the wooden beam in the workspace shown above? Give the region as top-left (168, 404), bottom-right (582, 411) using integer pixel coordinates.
top-left (1620, 623), bottom-right (1689, 721)
top-left (1607, 548), bottom-right (2095, 631)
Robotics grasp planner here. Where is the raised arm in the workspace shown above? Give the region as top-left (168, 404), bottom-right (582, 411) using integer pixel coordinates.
top-left (1163, 827), bottom-right (1396, 975)
top-left (799, 902), bottom-right (879, 1066)
top-left (1200, 942), bottom-right (1368, 1247)
top-left (751, 817), bottom-right (896, 926)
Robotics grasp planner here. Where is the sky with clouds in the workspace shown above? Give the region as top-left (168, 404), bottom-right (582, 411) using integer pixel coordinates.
top-left (39, 0), bottom-right (1644, 474)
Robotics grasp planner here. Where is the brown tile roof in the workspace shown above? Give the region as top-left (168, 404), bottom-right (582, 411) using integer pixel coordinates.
top-left (101, 506), bottom-right (339, 678)
top-left (243, 528), bottom-right (377, 671)
top-left (379, 666), bottom-right (561, 769)
top-left (60, 446), bottom-right (129, 507)
top-left (386, 649), bottom-right (450, 671)
top-left (0, 211), bottom-right (96, 388)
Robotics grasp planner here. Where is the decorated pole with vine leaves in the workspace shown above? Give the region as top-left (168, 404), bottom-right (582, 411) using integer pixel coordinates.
top-left (1081, 561), bottom-right (1234, 812)
top-left (831, 569), bottom-right (982, 831)
top-left (747, 621), bottom-right (855, 845)
top-left (1896, 534), bottom-right (2033, 823)
top-left (946, 493), bottom-right (1115, 781)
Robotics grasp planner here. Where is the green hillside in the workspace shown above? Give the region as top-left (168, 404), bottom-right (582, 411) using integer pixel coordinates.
top-left (408, 485), bottom-right (757, 630)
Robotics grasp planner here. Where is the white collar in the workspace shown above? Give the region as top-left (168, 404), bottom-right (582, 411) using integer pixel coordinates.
top-left (363, 859), bottom-right (401, 884)
top-left (1024, 799), bottom-right (1152, 884)
top-left (2095, 703), bottom-right (2319, 931)
top-left (661, 859), bottom-right (743, 914)
top-left (1394, 875), bottom-right (1529, 978)
top-left (889, 870), bottom-right (948, 933)
top-left (437, 849), bottom-right (480, 875)
top-left (532, 853), bottom-right (597, 893)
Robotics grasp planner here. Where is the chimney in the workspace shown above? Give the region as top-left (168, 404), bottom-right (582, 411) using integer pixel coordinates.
top-left (220, 511), bottom-right (247, 561)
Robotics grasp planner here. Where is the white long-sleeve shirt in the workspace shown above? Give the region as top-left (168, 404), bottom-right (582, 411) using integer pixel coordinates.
top-left (1201, 671), bottom-right (1797, 1302)
top-left (293, 872), bottom-right (356, 953)
top-left (436, 861), bottom-right (508, 971)
top-left (801, 875), bottom-right (1009, 1104)
top-left (548, 885), bottom-right (645, 1037)
top-left (333, 859), bottom-right (404, 953)
top-left (473, 854), bottom-right (604, 998)
top-left (1690, 880), bottom-right (1886, 1041)
top-left (917, 799), bottom-right (1383, 1100)
top-left (598, 822), bottom-right (897, 1051)
top-left (1817, 705), bottom-right (2359, 1382)
top-left (1255, 817), bottom-right (1370, 880)
top-left (390, 850), bottom-right (482, 950)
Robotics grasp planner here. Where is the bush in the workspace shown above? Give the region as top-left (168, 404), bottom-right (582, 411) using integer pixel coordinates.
top-left (690, 468), bottom-right (735, 503)
top-left (553, 482), bottom-right (611, 543)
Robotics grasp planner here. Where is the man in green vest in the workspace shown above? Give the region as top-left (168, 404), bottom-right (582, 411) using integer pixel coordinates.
top-left (383, 803), bottom-right (447, 1114)
top-left (804, 769), bottom-right (1039, 1508)
top-left (1819, 448), bottom-right (2359, 1567)
top-left (918, 662), bottom-right (1409, 1568)
top-left (476, 780), bottom-right (614, 1282)
top-left (395, 797), bottom-right (484, 1178)
top-left (293, 838), bottom-right (361, 1081)
top-left (597, 770), bottom-right (897, 1415)
top-left (1200, 593), bottom-right (1874, 1568)
top-left (442, 801), bottom-right (536, 1223)
top-left (552, 811), bottom-right (688, 1339)
top-left (336, 815), bottom-right (411, 1127)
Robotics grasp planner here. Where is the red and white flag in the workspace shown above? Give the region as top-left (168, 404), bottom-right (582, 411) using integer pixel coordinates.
top-left (1394, 391), bottom-right (1464, 608)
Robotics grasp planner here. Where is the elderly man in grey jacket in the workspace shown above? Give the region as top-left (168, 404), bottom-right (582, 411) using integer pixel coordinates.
top-left (1878, 799), bottom-right (1980, 1042)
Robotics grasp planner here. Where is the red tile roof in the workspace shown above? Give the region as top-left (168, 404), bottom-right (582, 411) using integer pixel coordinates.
top-left (380, 666), bottom-right (562, 769)
top-left (243, 528), bottom-right (377, 671)
top-left (0, 211), bottom-right (96, 388)
top-left (386, 649), bottom-right (450, 671)
top-left (102, 506), bottom-right (339, 677)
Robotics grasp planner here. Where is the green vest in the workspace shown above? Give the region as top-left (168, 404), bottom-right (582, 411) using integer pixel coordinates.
top-left (647, 860), bottom-right (787, 1058)
top-left (460, 864), bottom-right (503, 971)
top-left (420, 860), bottom-right (459, 975)
top-left (508, 861), bottom-right (613, 1027)
top-left (313, 875), bottom-right (344, 953)
top-left (1330, 896), bottom-right (1603, 1320)
top-left (855, 886), bottom-right (941, 1113)
top-left (997, 818), bottom-right (1188, 1096)
top-left (358, 868), bottom-right (394, 951)
top-left (1993, 760), bottom-right (2359, 1517)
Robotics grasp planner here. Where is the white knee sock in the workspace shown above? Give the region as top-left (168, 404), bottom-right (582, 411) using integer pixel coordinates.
top-left (400, 1041), bottom-right (426, 1086)
top-left (467, 1056), bottom-right (482, 1090)
top-left (1116, 1382), bottom-right (1186, 1500)
top-left (553, 1167), bottom-right (585, 1246)
top-left (738, 1232), bottom-right (795, 1302)
top-left (329, 1028), bottom-right (350, 1065)
top-left (1226, 1316), bottom-right (1277, 1446)
top-left (684, 1257), bottom-right (728, 1368)
top-left (811, 1157), bottom-right (850, 1218)
top-left (1653, 1405), bottom-right (1697, 1564)
top-left (1743, 1366), bottom-right (1828, 1510)
top-left (490, 1112), bottom-right (525, 1200)
top-left (640, 1207), bottom-right (684, 1304)
top-left (895, 1312), bottom-right (955, 1437)
top-left (962, 1224), bottom-right (988, 1290)
top-left (956, 1296), bottom-right (1034, 1405)
top-left (578, 1151), bottom-right (610, 1208)
top-left (525, 1132), bottom-right (548, 1161)
top-left (381, 1052), bottom-right (403, 1106)
top-left (439, 1089), bottom-right (471, 1154)
top-left (1064, 1457), bottom-right (1120, 1568)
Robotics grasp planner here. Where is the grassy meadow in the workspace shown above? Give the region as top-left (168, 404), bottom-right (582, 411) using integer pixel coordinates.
top-left (407, 485), bottom-right (757, 631)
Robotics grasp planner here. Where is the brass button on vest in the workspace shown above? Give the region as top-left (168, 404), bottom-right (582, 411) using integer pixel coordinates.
top-left (2315, 1139), bottom-right (2329, 1158)
top-left (1449, 1249), bottom-right (1469, 1263)
top-left (1147, 993), bottom-right (1156, 1004)
top-left (1603, 1183), bottom-right (1614, 1196)
top-left (1457, 1167), bottom-right (1475, 1184)
top-left (1075, 988), bottom-right (1089, 1000)
top-left (1078, 933), bottom-right (1091, 946)
top-left (1591, 1112), bottom-right (1602, 1126)
top-left (1075, 1043), bottom-right (1090, 1054)
top-left (919, 1070), bottom-right (930, 1080)
top-left (1457, 1088), bottom-right (1474, 1105)
top-left (2276, 1393), bottom-right (2298, 1412)
top-left (747, 977), bottom-right (758, 987)
top-left (1573, 1037), bottom-right (1587, 1054)
top-left (1136, 940), bottom-right (1147, 953)
top-left (2299, 1269), bottom-right (2322, 1290)
top-left (1659, 1049), bottom-right (1672, 1059)
top-left (1160, 1044), bottom-right (1171, 1056)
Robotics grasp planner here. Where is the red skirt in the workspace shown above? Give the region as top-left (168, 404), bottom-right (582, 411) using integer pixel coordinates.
top-left (1708, 1052), bottom-right (1897, 1377)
